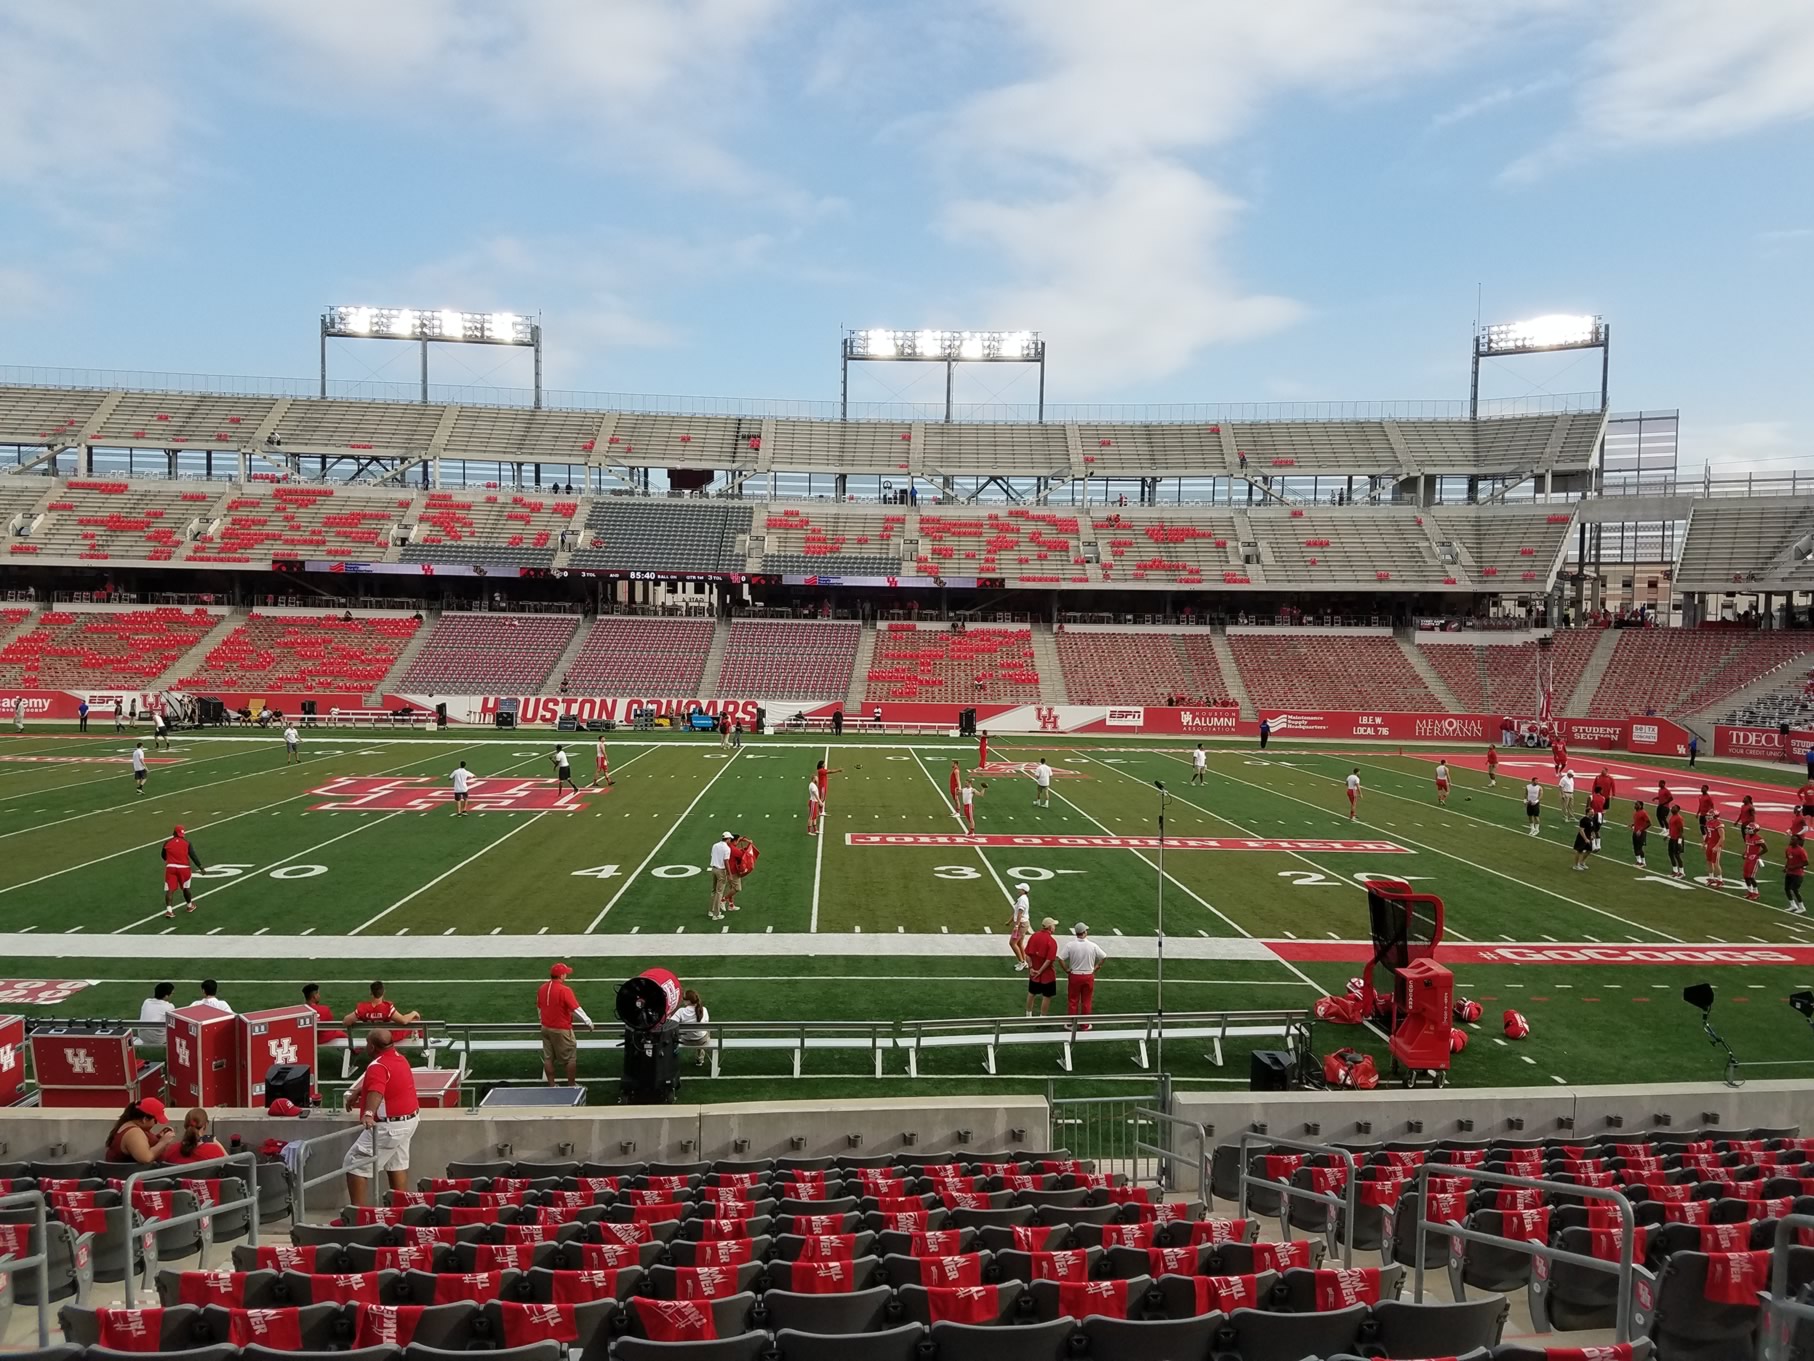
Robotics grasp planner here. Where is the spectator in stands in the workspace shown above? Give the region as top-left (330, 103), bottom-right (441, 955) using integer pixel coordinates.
top-left (303, 983), bottom-right (348, 1049)
top-left (343, 1029), bottom-right (419, 1207)
top-left (347, 980), bottom-right (421, 1040)
top-left (674, 989), bottom-right (711, 1067)
top-left (136, 981), bottom-right (177, 1054)
top-left (163, 1108), bottom-right (227, 1165)
top-left (193, 978), bottom-right (232, 1014)
top-left (106, 1096), bottom-right (176, 1163)
top-left (536, 962), bottom-right (594, 1087)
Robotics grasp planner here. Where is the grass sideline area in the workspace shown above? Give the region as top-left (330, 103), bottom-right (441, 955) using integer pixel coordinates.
top-left (2, 723), bottom-right (1812, 1098)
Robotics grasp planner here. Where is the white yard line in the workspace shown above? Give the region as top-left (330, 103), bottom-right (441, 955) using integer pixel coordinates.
top-left (585, 749), bottom-right (741, 930)
top-left (0, 744), bottom-right (257, 806)
top-left (350, 813), bottom-right (551, 935)
top-left (809, 745), bottom-right (829, 932)
top-left (906, 751), bottom-right (1015, 907)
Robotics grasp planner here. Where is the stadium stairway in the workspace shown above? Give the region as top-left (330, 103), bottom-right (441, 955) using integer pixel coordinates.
top-left (1207, 629), bottom-right (1254, 717)
top-left (544, 614), bottom-right (601, 693)
top-left (1563, 630), bottom-right (1622, 716)
top-left (697, 618), bottom-right (734, 696)
top-left (844, 622), bottom-right (877, 712)
top-left (374, 610), bottom-right (443, 696)
top-left (1029, 625), bottom-right (1068, 703)
top-left (152, 610), bottom-right (244, 691)
top-left (1397, 634), bottom-right (1462, 711)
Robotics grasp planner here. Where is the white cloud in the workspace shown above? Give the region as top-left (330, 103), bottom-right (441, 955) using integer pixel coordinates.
top-left (931, 0), bottom-right (1504, 390)
top-left (1505, 0), bottom-right (1814, 180)
top-left (1430, 76), bottom-right (1567, 130)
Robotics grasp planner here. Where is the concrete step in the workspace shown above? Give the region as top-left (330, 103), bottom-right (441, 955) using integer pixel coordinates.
top-left (1564, 629), bottom-right (1623, 717)
top-left (699, 618), bottom-right (733, 696)
top-left (845, 623), bottom-right (877, 712)
top-left (1030, 625), bottom-right (1068, 704)
top-left (152, 609), bottom-right (243, 691)
top-left (372, 608), bottom-right (442, 697)
top-left (1206, 630), bottom-right (1254, 719)
top-left (539, 613), bottom-right (598, 694)
top-left (1398, 636), bottom-right (1461, 710)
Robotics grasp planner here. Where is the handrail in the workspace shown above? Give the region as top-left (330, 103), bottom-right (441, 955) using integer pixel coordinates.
top-left (1409, 1162), bottom-right (1639, 1342)
top-left (1236, 1131), bottom-right (1360, 1267)
top-left (1133, 1107), bottom-right (1207, 1205)
top-left (121, 1150), bottom-right (262, 1307)
top-left (289, 1123), bottom-right (380, 1226)
top-left (1763, 1212), bottom-right (1814, 1361)
top-left (0, 1189), bottom-right (54, 1346)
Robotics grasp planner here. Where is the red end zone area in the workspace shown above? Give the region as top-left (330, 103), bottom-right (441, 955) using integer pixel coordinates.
top-left (847, 833), bottom-right (1408, 851)
top-left (1269, 939), bottom-right (1814, 965)
top-left (1406, 751), bottom-right (1809, 833)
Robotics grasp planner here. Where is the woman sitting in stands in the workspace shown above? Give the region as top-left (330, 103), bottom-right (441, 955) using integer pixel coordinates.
top-left (673, 989), bottom-right (712, 1067)
top-left (163, 1108), bottom-right (228, 1165)
top-left (105, 1097), bottom-right (177, 1164)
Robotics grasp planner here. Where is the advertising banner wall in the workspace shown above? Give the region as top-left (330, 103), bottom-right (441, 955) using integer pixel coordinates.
top-left (1713, 724), bottom-right (1814, 762)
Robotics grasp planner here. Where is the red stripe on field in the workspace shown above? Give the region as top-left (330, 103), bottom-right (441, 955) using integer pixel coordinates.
top-left (1266, 940), bottom-right (1814, 966)
top-left (845, 834), bottom-right (1409, 852)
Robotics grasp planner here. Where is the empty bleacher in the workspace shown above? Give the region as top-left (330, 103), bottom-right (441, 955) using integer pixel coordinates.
top-left (16, 479), bottom-right (216, 563)
top-left (1076, 424), bottom-right (1223, 477)
top-left (759, 505), bottom-right (905, 576)
top-left (865, 624), bottom-right (1041, 702)
top-left (1435, 506), bottom-right (1576, 586)
top-left (1091, 511), bottom-right (1240, 586)
top-left (1248, 509), bottom-right (1448, 587)
top-left (916, 509), bottom-right (1087, 585)
top-left (181, 613), bottom-right (421, 696)
top-left (1416, 631), bottom-right (1604, 716)
top-left (0, 385), bottom-right (112, 445)
top-left (1056, 630), bottom-right (1236, 705)
top-left (567, 500), bottom-right (748, 574)
top-left (1587, 629), bottom-right (1814, 718)
top-left (1674, 500), bottom-right (1814, 589)
top-left (443, 407), bottom-right (603, 465)
top-left (98, 391), bottom-right (280, 451)
top-left (0, 607), bottom-right (220, 688)
top-left (563, 617), bottom-right (717, 695)
top-left (395, 612), bottom-right (578, 695)
top-left (402, 490), bottom-right (579, 567)
top-left (1724, 666), bottom-right (1814, 729)
top-left (922, 424), bottom-right (1070, 478)
top-left (766, 421), bottom-right (914, 474)
top-left (276, 398), bottom-right (446, 456)
top-left (190, 484), bottom-right (407, 564)
top-left (1227, 420), bottom-right (1400, 475)
top-left (718, 619), bottom-right (859, 700)
top-left (1228, 630), bottom-right (1439, 710)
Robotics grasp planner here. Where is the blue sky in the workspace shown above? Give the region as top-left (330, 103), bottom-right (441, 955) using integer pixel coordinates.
top-left (3, 1), bottom-right (1811, 471)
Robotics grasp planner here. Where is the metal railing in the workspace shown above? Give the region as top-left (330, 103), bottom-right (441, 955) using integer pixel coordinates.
top-left (1408, 1162), bottom-right (1642, 1343)
top-left (1133, 1104), bottom-right (1207, 1201)
top-left (289, 1124), bottom-right (380, 1227)
top-left (1762, 1212), bottom-right (1814, 1361)
top-left (120, 1150), bottom-right (262, 1307)
top-left (1237, 1132), bottom-right (1360, 1267)
top-left (1048, 1087), bottom-right (1163, 1184)
top-left (0, 1189), bottom-right (55, 1346)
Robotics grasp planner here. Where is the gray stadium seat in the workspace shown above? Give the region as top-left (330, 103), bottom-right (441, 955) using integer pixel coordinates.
top-left (928, 1317), bottom-right (1076, 1361)
top-left (772, 1323), bottom-right (925, 1361)
top-left (1371, 1296), bottom-right (1509, 1358)
top-left (757, 1284), bottom-right (894, 1335)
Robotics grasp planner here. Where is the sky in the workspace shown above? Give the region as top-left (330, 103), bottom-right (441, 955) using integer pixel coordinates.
top-left (3, 1), bottom-right (1812, 473)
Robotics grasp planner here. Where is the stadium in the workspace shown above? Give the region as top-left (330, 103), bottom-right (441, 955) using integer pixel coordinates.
top-left (3, 7), bottom-right (1813, 1358)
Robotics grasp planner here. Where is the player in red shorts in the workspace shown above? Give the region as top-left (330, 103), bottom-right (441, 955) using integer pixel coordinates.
top-left (1485, 745), bottom-right (1498, 787)
top-left (1434, 759), bottom-right (1450, 805)
top-left (161, 825), bottom-right (206, 918)
top-left (949, 759), bottom-right (962, 810)
top-left (978, 731), bottom-right (990, 769)
top-left (959, 776), bottom-right (981, 831)
top-left (1702, 816), bottom-right (1726, 889)
top-left (806, 775), bottom-right (824, 836)
top-left (1551, 737), bottom-right (1567, 775)
top-left (1741, 828), bottom-right (1766, 902)
top-left (591, 735), bottom-right (613, 788)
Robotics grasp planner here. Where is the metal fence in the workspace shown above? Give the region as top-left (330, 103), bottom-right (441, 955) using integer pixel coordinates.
top-left (288, 1124), bottom-right (381, 1226)
top-left (1047, 1083), bottom-right (1166, 1189)
top-left (1763, 1212), bottom-right (1814, 1361)
top-left (119, 1151), bottom-right (263, 1307)
top-left (1236, 1132), bottom-right (1360, 1267)
top-left (0, 1189), bottom-right (54, 1346)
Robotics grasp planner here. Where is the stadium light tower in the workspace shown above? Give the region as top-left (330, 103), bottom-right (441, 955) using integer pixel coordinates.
top-left (1471, 314), bottom-right (1608, 418)
top-left (840, 329), bottom-right (1047, 422)
top-left (321, 306), bottom-right (544, 407)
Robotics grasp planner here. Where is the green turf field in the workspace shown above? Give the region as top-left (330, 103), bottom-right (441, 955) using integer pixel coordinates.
top-left (1, 724), bottom-right (1811, 1098)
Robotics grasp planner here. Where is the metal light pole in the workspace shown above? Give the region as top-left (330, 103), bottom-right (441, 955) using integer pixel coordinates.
top-left (1154, 778), bottom-right (1170, 1079)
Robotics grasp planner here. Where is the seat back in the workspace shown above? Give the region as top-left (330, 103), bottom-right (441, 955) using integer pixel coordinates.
top-left (1372, 1296), bottom-right (1509, 1357)
top-left (927, 1317), bottom-right (1075, 1361)
top-left (1225, 1302), bottom-right (1369, 1361)
top-left (1081, 1313), bottom-right (1220, 1361)
top-left (612, 1335), bottom-right (769, 1361)
top-left (772, 1323), bottom-right (926, 1361)
top-left (757, 1283), bottom-right (893, 1335)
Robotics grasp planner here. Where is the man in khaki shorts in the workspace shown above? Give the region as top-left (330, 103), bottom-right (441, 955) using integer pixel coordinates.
top-left (709, 831), bottom-right (735, 921)
top-left (535, 962), bottom-right (593, 1086)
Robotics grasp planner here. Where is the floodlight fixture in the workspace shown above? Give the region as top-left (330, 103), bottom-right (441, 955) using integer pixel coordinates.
top-left (1470, 312), bottom-right (1610, 418)
top-left (840, 328), bottom-right (1047, 421)
top-left (321, 305), bottom-right (543, 406)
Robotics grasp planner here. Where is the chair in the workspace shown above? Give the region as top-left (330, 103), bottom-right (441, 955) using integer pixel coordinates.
top-left (648, 1162), bottom-right (713, 1177)
top-left (2, 1215), bottom-right (92, 1304)
top-left (1221, 1303), bottom-right (1369, 1361)
top-left (1274, 1265), bottom-right (1403, 1312)
top-left (993, 1246), bottom-right (1101, 1284)
top-left (293, 1223), bottom-right (389, 1248)
top-left (1081, 1313), bottom-right (1220, 1361)
top-left (280, 1269), bottom-right (404, 1305)
top-left (156, 1268), bottom-right (284, 1308)
top-left (523, 1266), bottom-right (641, 1303)
top-left (770, 1257), bottom-right (882, 1293)
top-left (1372, 1296), bottom-right (1509, 1357)
top-left (1152, 1270), bottom-right (1277, 1319)
top-left (896, 1281), bottom-right (1025, 1327)
top-left (400, 1268), bottom-right (527, 1305)
top-left (59, 1304), bottom-right (208, 1350)
top-left (757, 1285), bottom-right (893, 1336)
top-left (510, 1162), bottom-right (580, 1181)
top-left (248, 1349), bottom-right (400, 1361)
top-left (949, 1206), bottom-right (1036, 1232)
top-left (1491, 1342), bottom-right (1653, 1361)
top-left (772, 1323), bottom-right (924, 1361)
top-left (0, 1348), bottom-right (82, 1361)
top-left (975, 1226), bottom-right (1062, 1254)
top-left (1536, 1227), bottom-right (1641, 1331)
top-left (646, 1261), bottom-right (766, 1299)
top-left (882, 1252), bottom-right (994, 1289)
top-left (772, 1231), bottom-right (876, 1261)
top-left (708, 1159), bottom-right (775, 1177)
top-left (928, 1317), bottom-right (1076, 1361)
top-left (406, 1346), bottom-right (555, 1361)
top-left (880, 1228), bottom-right (979, 1257)
top-left (1649, 1249), bottom-right (1814, 1361)
top-left (612, 1336), bottom-right (770, 1361)
top-left (619, 1293), bottom-right (760, 1340)
top-left (446, 1161), bottom-right (512, 1180)
top-left (1025, 1275), bottom-right (1154, 1322)
top-left (669, 1237), bottom-right (773, 1267)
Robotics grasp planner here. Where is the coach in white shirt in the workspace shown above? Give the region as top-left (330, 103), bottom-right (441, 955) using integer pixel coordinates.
top-left (1033, 758), bottom-right (1053, 809)
top-left (1057, 922), bottom-right (1107, 1026)
top-left (709, 832), bottom-right (734, 922)
top-left (137, 981), bottom-right (177, 1050)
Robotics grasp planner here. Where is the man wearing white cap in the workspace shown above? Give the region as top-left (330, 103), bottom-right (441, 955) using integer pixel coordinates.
top-left (1007, 883), bottom-right (1032, 970)
top-left (1058, 922), bottom-right (1107, 1029)
top-left (708, 832), bottom-right (735, 921)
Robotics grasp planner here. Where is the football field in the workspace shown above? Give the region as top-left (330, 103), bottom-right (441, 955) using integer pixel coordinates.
top-left (2, 724), bottom-right (1812, 1097)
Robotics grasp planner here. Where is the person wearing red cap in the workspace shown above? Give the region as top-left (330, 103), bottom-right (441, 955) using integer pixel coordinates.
top-left (537, 963), bottom-right (593, 1087)
top-left (161, 825), bottom-right (206, 919)
top-left (104, 1097), bottom-right (176, 1163)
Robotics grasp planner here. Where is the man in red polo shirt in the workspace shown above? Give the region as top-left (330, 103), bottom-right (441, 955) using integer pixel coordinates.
top-left (343, 1030), bottom-right (419, 1206)
top-left (537, 962), bottom-right (594, 1087)
top-left (1022, 917), bottom-right (1059, 1018)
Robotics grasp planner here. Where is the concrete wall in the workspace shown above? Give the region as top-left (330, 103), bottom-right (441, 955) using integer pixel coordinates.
top-left (0, 1096), bottom-right (1050, 1174)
